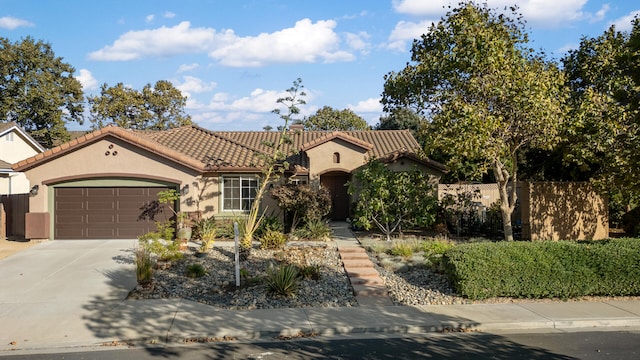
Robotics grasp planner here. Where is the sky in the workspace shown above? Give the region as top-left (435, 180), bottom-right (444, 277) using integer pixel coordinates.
top-left (1, 0), bottom-right (639, 132)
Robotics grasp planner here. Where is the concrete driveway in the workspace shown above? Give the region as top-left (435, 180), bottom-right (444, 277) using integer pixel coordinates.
top-left (0, 240), bottom-right (138, 350)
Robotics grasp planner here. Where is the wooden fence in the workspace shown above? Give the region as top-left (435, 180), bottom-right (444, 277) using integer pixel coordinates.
top-left (1, 194), bottom-right (28, 239)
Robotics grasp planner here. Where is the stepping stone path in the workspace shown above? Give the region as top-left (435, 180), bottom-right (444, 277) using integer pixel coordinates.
top-left (337, 245), bottom-right (394, 306)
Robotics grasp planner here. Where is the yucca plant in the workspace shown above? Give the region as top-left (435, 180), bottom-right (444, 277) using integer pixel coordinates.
top-left (265, 263), bottom-right (300, 296)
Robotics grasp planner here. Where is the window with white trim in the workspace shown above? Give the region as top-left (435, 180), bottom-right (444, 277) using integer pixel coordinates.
top-left (222, 175), bottom-right (259, 211)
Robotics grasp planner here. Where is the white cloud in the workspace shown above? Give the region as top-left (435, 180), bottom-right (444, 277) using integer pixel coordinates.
top-left (392, 0), bottom-right (608, 29)
top-left (386, 19), bottom-right (435, 51)
top-left (348, 98), bottom-right (383, 113)
top-left (89, 18), bottom-right (355, 66)
top-left (177, 63), bottom-right (200, 73)
top-left (76, 69), bottom-right (98, 91)
top-left (208, 18), bottom-right (354, 67)
top-left (610, 10), bottom-right (640, 33)
top-left (88, 21), bottom-right (216, 61)
top-left (145, 14), bottom-right (154, 23)
top-left (176, 76), bottom-right (216, 97)
top-left (345, 31), bottom-right (371, 54)
top-left (0, 16), bottom-right (34, 30)
top-left (164, 11), bottom-right (176, 19)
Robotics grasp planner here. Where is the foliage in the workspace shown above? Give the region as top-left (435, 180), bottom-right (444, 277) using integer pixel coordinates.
top-left (255, 215), bottom-right (283, 238)
top-left (561, 20), bottom-right (640, 208)
top-left (270, 183), bottom-right (331, 230)
top-left (264, 263), bottom-right (300, 296)
top-left (443, 238), bottom-right (640, 300)
top-left (259, 229), bottom-right (288, 250)
top-left (302, 105), bottom-right (370, 131)
top-left (381, 2), bottom-right (567, 241)
top-left (156, 189), bottom-right (190, 228)
top-left (291, 219), bottom-right (332, 240)
top-left (349, 159), bottom-right (438, 241)
top-left (138, 222), bottom-right (182, 261)
top-left (240, 78), bottom-right (306, 251)
top-left (88, 80), bottom-right (192, 130)
top-left (135, 247), bottom-right (154, 285)
top-left (0, 36), bottom-right (84, 147)
top-left (387, 241), bottom-right (415, 258)
top-left (375, 107), bottom-right (425, 144)
top-left (185, 263), bottom-right (207, 278)
top-left (195, 217), bottom-right (216, 252)
top-left (298, 265), bottom-right (321, 280)
top-left (438, 185), bottom-right (483, 236)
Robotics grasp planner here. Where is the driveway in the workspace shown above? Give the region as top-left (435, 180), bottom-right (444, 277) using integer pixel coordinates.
top-left (0, 240), bottom-right (137, 350)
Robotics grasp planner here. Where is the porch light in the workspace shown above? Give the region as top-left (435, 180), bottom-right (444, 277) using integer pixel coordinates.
top-left (29, 185), bottom-right (39, 196)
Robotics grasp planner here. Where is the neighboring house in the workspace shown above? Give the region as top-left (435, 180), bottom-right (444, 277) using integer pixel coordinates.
top-left (13, 125), bottom-right (445, 240)
top-left (0, 122), bottom-right (45, 195)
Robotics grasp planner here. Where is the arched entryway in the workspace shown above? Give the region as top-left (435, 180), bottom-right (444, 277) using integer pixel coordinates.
top-left (320, 171), bottom-right (351, 220)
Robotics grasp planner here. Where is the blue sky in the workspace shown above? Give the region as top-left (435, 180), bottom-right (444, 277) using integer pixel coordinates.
top-left (1, 0), bottom-right (639, 131)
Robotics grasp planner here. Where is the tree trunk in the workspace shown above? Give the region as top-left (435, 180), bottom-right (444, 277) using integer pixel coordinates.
top-left (493, 157), bottom-right (517, 241)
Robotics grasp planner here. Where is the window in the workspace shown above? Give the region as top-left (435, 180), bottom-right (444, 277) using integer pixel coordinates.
top-left (5, 132), bottom-right (14, 141)
top-left (333, 152), bottom-right (340, 164)
top-left (222, 175), bottom-right (258, 211)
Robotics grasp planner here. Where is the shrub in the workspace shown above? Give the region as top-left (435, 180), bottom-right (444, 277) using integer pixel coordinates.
top-left (387, 240), bottom-right (415, 258)
top-left (300, 219), bottom-right (332, 240)
top-left (138, 228), bottom-right (183, 262)
top-left (265, 263), bottom-right (300, 296)
top-left (270, 183), bottom-right (331, 230)
top-left (443, 239), bottom-right (640, 300)
top-left (256, 215), bottom-right (283, 238)
top-left (135, 247), bottom-right (154, 285)
top-left (259, 229), bottom-right (288, 250)
top-left (185, 263), bottom-right (207, 278)
top-left (421, 239), bottom-right (455, 272)
top-left (299, 264), bottom-right (321, 280)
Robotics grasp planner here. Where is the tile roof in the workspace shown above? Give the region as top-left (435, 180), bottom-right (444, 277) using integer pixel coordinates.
top-left (13, 124), bottom-right (440, 173)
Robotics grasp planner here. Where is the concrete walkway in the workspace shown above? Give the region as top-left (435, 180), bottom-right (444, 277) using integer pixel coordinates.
top-left (2, 225), bottom-right (640, 355)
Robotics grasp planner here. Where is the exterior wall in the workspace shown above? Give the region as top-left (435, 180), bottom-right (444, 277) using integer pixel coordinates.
top-left (387, 158), bottom-right (442, 185)
top-left (0, 129), bottom-right (41, 164)
top-left (0, 172), bottom-right (31, 194)
top-left (521, 182), bottom-right (608, 241)
top-left (0, 129), bottom-right (42, 195)
top-left (305, 139), bottom-right (368, 185)
top-left (22, 136), bottom-right (210, 239)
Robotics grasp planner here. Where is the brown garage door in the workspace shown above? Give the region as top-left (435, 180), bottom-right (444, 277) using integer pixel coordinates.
top-left (54, 187), bottom-right (172, 239)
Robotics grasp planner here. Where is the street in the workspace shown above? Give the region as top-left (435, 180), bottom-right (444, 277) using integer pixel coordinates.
top-left (3, 330), bottom-right (639, 359)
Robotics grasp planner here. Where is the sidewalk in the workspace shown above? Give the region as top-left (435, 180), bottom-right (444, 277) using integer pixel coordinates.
top-left (2, 224), bottom-right (640, 354)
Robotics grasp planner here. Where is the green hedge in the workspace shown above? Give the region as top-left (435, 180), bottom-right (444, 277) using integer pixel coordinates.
top-left (443, 238), bottom-right (640, 300)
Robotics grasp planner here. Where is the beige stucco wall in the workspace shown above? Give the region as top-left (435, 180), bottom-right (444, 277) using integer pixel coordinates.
top-left (22, 136), bottom-right (220, 236)
top-left (1, 129), bottom-right (42, 194)
top-left (521, 182), bottom-right (609, 241)
top-left (305, 139), bottom-right (368, 183)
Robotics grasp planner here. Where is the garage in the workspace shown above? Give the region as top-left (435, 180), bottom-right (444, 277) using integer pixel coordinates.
top-left (54, 186), bottom-right (172, 239)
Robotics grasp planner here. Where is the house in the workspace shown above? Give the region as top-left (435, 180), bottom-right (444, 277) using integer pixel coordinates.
top-left (0, 122), bottom-right (45, 195)
top-left (13, 125), bottom-right (445, 240)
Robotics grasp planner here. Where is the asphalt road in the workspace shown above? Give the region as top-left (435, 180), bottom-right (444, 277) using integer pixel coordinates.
top-left (3, 330), bottom-right (640, 359)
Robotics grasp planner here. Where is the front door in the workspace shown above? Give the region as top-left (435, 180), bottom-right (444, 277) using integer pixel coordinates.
top-left (320, 172), bottom-right (350, 220)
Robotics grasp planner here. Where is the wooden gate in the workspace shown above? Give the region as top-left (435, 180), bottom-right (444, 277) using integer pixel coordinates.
top-left (1, 194), bottom-right (28, 239)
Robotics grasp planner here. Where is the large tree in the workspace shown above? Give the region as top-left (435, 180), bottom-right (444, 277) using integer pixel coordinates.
top-left (382, 2), bottom-right (567, 241)
top-left (0, 36), bottom-right (84, 148)
top-left (88, 80), bottom-right (191, 130)
top-left (302, 106), bottom-right (370, 131)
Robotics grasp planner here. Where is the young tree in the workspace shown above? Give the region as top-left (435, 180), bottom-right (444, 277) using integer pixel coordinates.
top-left (302, 106), bottom-right (370, 131)
top-left (240, 78), bottom-right (306, 251)
top-left (0, 37), bottom-right (84, 147)
top-left (349, 160), bottom-right (438, 241)
top-left (88, 80), bottom-right (191, 130)
top-left (381, 2), bottom-right (567, 241)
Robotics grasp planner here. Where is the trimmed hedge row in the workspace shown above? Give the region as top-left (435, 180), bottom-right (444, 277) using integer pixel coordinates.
top-left (442, 238), bottom-right (640, 300)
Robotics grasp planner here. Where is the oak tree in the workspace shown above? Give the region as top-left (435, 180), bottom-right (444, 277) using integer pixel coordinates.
top-left (0, 37), bottom-right (84, 147)
top-left (88, 80), bottom-right (191, 130)
top-left (303, 106), bottom-right (369, 131)
top-left (382, 2), bottom-right (567, 241)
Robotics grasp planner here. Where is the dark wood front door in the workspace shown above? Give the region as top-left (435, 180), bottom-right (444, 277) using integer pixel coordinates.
top-left (320, 173), bottom-right (350, 220)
